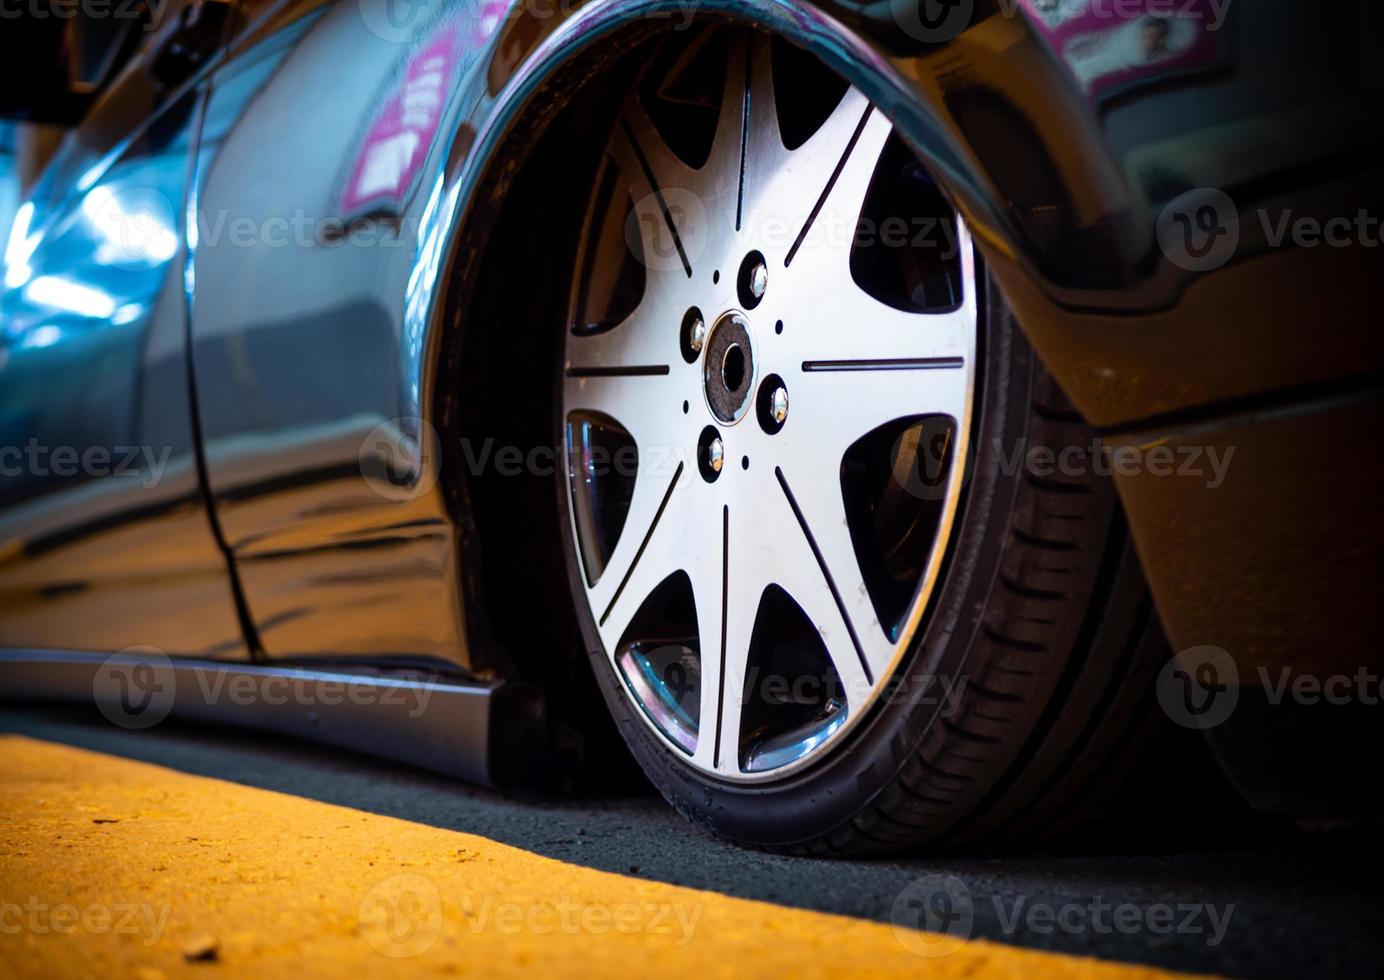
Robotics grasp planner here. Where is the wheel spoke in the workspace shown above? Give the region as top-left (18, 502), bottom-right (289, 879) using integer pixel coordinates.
top-left (785, 221), bottom-right (978, 457)
top-left (770, 466), bottom-right (882, 699)
top-left (564, 288), bottom-right (685, 376)
top-left (688, 505), bottom-right (731, 771)
top-left (617, 91), bottom-right (699, 212)
top-left (692, 501), bottom-right (776, 774)
top-left (785, 100), bottom-right (892, 265)
top-left (746, 86), bottom-right (890, 268)
top-left (611, 96), bottom-right (701, 277)
top-left (795, 293), bottom-right (972, 370)
top-left (588, 462), bottom-right (698, 645)
top-left (795, 310), bottom-right (970, 431)
top-left (786, 355), bottom-right (970, 493)
top-left (562, 364), bottom-right (686, 462)
top-left (706, 34), bottom-right (778, 234)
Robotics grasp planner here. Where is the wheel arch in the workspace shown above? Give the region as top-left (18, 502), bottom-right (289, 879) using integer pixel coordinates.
top-left (422, 0), bottom-right (1004, 676)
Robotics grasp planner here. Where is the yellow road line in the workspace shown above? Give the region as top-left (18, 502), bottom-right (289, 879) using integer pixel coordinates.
top-left (0, 736), bottom-right (1195, 979)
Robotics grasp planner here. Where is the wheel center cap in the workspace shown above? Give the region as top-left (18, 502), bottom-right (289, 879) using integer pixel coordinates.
top-left (703, 311), bottom-right (755, 424)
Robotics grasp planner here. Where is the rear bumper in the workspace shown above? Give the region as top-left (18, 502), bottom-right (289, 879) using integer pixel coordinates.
top-left (1105, 381), bottom-right (1384, 816)
top-left (1107, 381), bottom-right (1383, 677)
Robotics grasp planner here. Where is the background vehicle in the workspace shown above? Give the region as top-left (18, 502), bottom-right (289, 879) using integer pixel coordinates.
top-left (1, 0), bottom-right (1380, 851)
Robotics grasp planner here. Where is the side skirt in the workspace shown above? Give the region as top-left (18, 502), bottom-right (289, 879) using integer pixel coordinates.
top-left (0, 650), bottom-right (551, 786)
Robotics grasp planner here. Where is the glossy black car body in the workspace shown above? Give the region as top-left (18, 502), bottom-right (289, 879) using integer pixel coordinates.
top-left (1, 0), bottom-right (1380, 811)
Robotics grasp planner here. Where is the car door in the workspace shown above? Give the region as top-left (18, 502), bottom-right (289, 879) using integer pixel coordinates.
top-left (185, 0), bottom-right (503, 666)
top-left (0, 1), bottom-right (249, 659)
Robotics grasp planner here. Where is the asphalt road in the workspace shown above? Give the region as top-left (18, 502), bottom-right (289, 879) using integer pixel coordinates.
top-left (2, 704), bottom-right (1382, 978)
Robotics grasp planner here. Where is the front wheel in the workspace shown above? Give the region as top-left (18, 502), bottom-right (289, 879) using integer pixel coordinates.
top-left (554, 26), bottom-right (1164, 853)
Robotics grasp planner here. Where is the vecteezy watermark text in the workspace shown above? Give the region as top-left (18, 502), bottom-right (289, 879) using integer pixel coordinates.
top-left (92, 647), bottom-right (439, 731)
top-left (1158, 646), bottom-right (1384, 729)
top-left (890, 874), bottom-right (1234, 957)
top-left (1159, 187), bottom-right (1380, 272)
top-left (354, 0), bottom-right (698, 46)
top-left (993, 438), bottom-right (1235, 490)
top-left (0, 898), bottom-right (171, 946)
top-left (461, 895), bottom-right (702, 945)
top-left (0, 441), bottom-right (170, 489)
top-left (357, 874), bottom-right (702, 958)
top-left (891, 0), bottom-right (1235, 45)
top-left (0, 0), bottom-right (170, 30)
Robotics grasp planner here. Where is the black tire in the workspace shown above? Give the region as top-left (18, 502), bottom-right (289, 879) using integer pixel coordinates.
top-left (444, 22), bottom-right (1177, 853)
top-left (557, 266), bottom-right (1168, 854)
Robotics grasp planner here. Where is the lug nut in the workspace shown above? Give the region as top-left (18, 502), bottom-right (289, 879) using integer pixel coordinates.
top-left (681, 308), bottom-right (707, 364)
top-left (738, 252), bottom-right (769, 309)
top-left (769, 385), bottom-right (788, 424)
top-left (756, 376), bottom-right (789, 434)
top-left (697, 425), bottom-right (725, 482)
top-left (688, 315), bottom-right (706, 353)
top-left (749, 261), bottom-right (768, 300)
top-left (706, 437), bottom-right (724, 473)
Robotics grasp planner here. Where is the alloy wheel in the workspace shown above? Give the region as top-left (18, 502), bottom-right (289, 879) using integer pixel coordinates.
top-left (561, 30), bottom-right (978, 782)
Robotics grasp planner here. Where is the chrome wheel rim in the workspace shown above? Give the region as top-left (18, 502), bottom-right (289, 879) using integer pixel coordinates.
top-left (562, 30), bottom-right (978, 783)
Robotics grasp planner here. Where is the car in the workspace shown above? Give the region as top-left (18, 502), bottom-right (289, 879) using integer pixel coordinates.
top-left (1, 0), bottom-right (1380, 854)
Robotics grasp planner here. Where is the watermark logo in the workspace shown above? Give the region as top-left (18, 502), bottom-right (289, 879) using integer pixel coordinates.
top-left (626, 187), bottom-right (709, 275)
top-left (92, 646), bottom-right (176, 730)
top-left (1157, 645), bottom-right (1239, 730)
top-left (359, 417), bottom-right (441, 502)
top-left (890, 418), bottom-right (960, 502)
top-left (359, 873), bottom-right (443, 957)
top-left (81, 186), bottom-right (179, 270)
top-left (1157, 187), bottom-right (1239, 272)
top-left (891, 0), bottom-right (975, 43)
top-left (890, 874), bottom-right (974, 957)
top-left (357, 0), bottom-right (447, 43)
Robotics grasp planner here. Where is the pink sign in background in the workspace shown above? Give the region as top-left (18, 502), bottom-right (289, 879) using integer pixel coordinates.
top-left (339, 2), bottom-right (510, 217)
top-left (340, 26), bottom-right (465, 216)
top-left (1019, 0), bottom-right (1228, 102)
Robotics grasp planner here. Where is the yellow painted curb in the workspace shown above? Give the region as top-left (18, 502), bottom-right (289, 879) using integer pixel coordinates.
top-left (0, 735), bottom-right (1197, 979)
